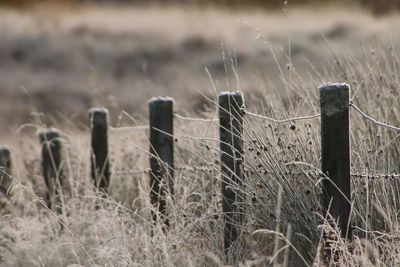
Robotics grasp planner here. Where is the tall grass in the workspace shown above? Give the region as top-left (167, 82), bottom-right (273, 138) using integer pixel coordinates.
top-left (1, 43), bottom-right (400, 266)
top-left (1, 5), bottom-right (400, 267)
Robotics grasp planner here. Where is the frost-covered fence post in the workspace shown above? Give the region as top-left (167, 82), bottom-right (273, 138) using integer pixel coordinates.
top-left (320, 83), bottom-right (352, 240)
top-left (149, 97), bottom-right (174, 227)
top-left (39, 128), bottom-right (63, 212)
top-left (0, 146), bottom-right (12, 196)
top-left (219, 91), bottom-right (245, 261)
top-left (89, 108), bottom-right (110, 193)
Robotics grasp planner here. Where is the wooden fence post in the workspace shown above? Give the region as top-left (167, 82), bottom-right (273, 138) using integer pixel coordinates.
top-left (89, 108), bottom-right (110, 193)
top-left (218, 91), bottom-right (245, 262)
top-left (0, 146), bottom-right (12, 196)
top-left (39, 128), bottom-right (63, 212)
top-left (149, 97), bottom-right (174, 227)
top-left (320, 83), bottom-right (352, 240)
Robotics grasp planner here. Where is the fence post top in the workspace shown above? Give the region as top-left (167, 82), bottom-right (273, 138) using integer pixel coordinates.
top-left (148, 97), bottom-right (174, 106)
top-left (218, 91), bottom-right (245, 106)
top-left (0, 146), bottom-right (10, 156)
top-left (89, 107), bottom-right (109, 116)
top-left (318, 82), bottom-right (350, 92)
top-left (218, 91), bottom-right (243, 98)
top-left (89, 107), bottom-right (109, 126)
top-left (319, 83), bottom-right (350, 116)
top-left (38, 128), bottom-right (61, 143)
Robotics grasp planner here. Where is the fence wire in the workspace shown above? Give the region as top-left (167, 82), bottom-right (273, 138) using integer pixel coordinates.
top-left (350, 103), bottom-right (400, 132)
top-left (112, 165), bottom-right (400, 181)
top-left (245, 111), bottom-right (320, 123)
top-left (174, 113), bottom-right (218, 122)
top-left (109, 125), bottom-right (149, 132)
top-left (171, 102), bottom-right (400, 132)
top-left (110, 103), bottom-right (400, 181)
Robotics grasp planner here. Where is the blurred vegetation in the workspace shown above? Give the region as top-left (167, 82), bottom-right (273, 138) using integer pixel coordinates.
top-left (1, 0), bottom-right (399, 14)
top-left (197, 0), bottom-right (400, 14)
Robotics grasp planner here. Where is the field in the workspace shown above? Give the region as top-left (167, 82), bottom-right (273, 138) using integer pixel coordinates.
top-left (1, 3), bottom-right (400, 266)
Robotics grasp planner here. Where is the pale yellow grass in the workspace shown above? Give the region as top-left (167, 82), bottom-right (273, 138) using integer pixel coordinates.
top-left (1, 4), bottom-right (400, 266)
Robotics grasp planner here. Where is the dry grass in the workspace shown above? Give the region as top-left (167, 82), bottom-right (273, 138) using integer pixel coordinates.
top-left (1, 4), bottom-right (400, 267)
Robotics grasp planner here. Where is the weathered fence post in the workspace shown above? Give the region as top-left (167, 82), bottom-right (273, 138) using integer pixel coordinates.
top-left (320, 83), bottom-right (352, 241)
top-left (0, 146), bottom-right (12, 196)
top-left (218, 91), bottom-right (245, 262)
top-left (39, 128), bottom-right (63, 212)
top-left (149, 97), bottom-right (174, 227)
top-left (89, 108), bottom-right (110, 193)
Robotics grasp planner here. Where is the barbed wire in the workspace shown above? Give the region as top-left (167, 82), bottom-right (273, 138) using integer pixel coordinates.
top-left (350, 172), bottom-right (400, 180)
top-left (174, 165), bottom-right (218, 173)
top-left (169, 103), bottom-right (400, 134)
top-left (113, 168), bottom-right (150, 175)
top-left (112, 165), bottom-right (400, 181)
top-left (109, 125), bottom-right (149, 132)
top-left (173, 113), bottom-right (218, 122)
top-left (103, 101), bottom-right (400, 135)
top-left (244, 111), bottom-right (320, 123)
top-left (350, 103), bottom-right (400, 132)
top-left (174, 111), bottom-right (321, 124)
top-left (110, 105), bottom-right (400, 182)
top-left (106, 105), bottom-right (400, 134)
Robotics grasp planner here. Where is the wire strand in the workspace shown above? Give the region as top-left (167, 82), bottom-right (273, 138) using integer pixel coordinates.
top-left (350, 103), bottom-right (400, 132)
top-left (112, 165), bottom-right (400, 180)
top-left (173, 113), bottom-right (218, 122)
top-left (245, 111), bottom-right (320, 123)
top-left (109, 125), bottom-right (149, 132)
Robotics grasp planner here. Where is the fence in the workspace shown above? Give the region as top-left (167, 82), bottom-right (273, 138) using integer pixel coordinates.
top-left (1, 82), bottom-right (399, 263)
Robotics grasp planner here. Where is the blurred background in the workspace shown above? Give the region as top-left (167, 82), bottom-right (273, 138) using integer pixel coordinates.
top-left (0, 0), bottom-right (399, 137)
top-left (3, 0), bottom-right (400, 14)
